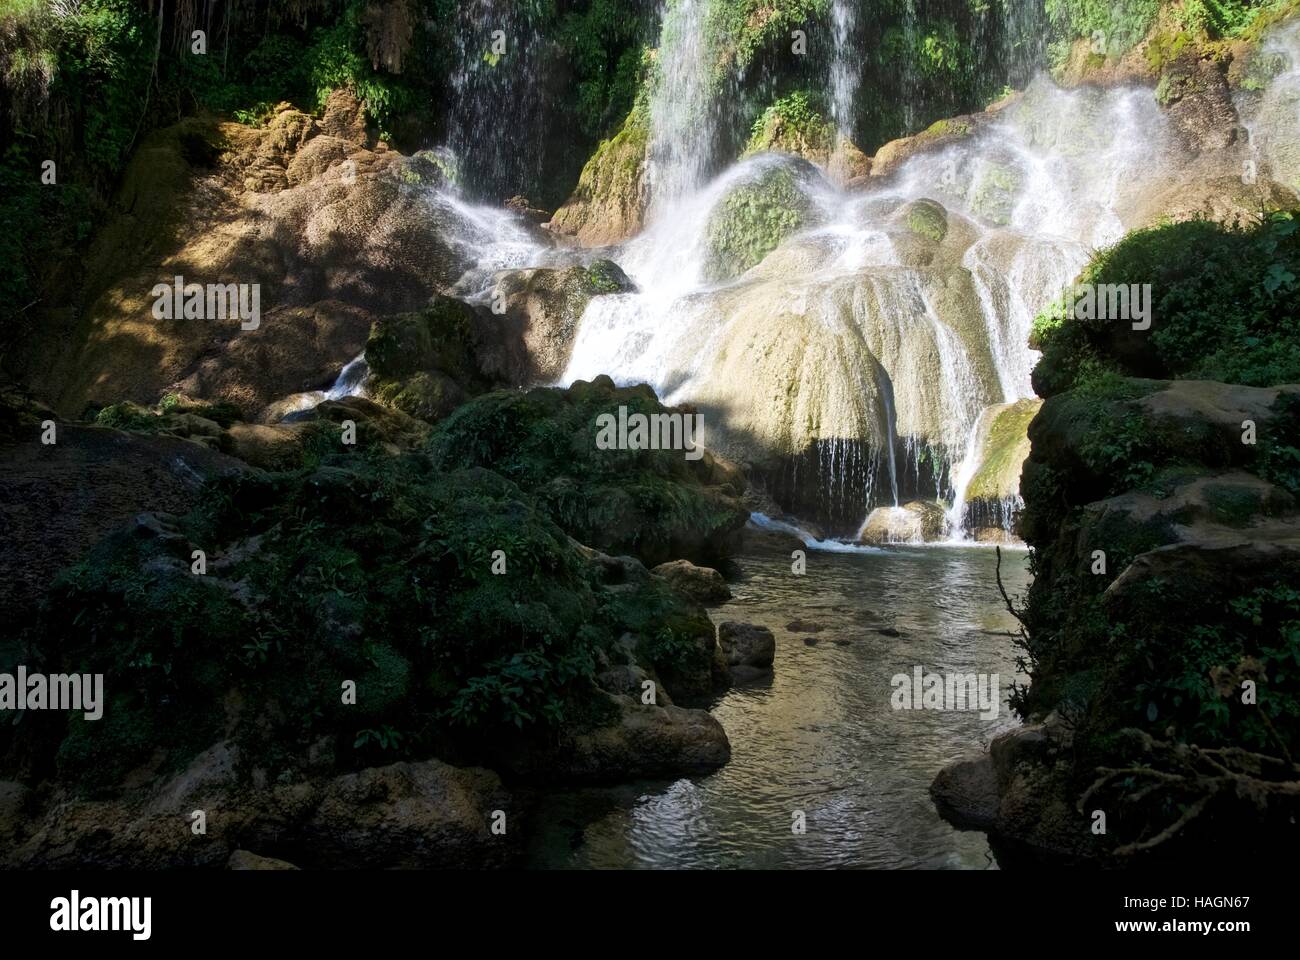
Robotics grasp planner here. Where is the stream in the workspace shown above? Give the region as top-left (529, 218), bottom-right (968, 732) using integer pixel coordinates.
top-left (528, 539), bottom-right (1031, 869)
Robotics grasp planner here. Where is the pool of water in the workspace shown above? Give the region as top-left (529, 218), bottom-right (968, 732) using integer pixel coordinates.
top-left (527, 541), bottom-right (1032, 869)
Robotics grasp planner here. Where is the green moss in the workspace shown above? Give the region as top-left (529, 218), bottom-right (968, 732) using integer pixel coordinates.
top-left (905, 198), bottom-right (949, 242)
top-left (703, 163), bottom-right (818, 282)
top-left (427, 379), bottom-right (749, 566)
top-left (967, 400), bottom-right (1040, 500)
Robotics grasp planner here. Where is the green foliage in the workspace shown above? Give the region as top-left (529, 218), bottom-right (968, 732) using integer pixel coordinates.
top-left (1033, 213), bottom-right (1300, 398)
top-left (1044, 0), bottom-right (1161, 55)
top-left (555, 0), bottom-right (650, 138)
top-left (746, 90), bottom-right (834, 157)
top-left (17, 448), bottom-right (718, 785)
top-left (883, 17), bottom-right (968, 80)
top-left (1173, 0), bottom-right (1292, 39)
top-left (705, 0), bottom-right (830, 74)
top-left (427, 380), bottom-right (749, 567)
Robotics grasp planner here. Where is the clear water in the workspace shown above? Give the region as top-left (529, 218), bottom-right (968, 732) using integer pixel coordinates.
top-left (527, 541), bottom-right (1032, 869)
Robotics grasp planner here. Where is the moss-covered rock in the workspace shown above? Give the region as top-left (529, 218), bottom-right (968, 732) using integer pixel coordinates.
top-left (966, 399), bottom-right (1039, 503)
top-left (427, 377), bottom-right (750, 567)
top-left (702, 159), bottom-right (823, 282)
top-left (745, 91), bottom-right (835, 161)
top-left (903, 197), bottom-right (949, 242)
top-left (364, 295), bottom-right (494, 424)
top-left (548, 103), bottom-right (650, 247)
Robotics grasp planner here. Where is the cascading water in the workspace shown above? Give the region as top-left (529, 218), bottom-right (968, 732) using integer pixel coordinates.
top-left (443, 0), bottom-right (549, 200)
top-left (829, 0), bottom-right (859, 138)
top-left (298, 3), bottom-right (1253, 546)
top-left (560, 73), bottom-right (1181, 543)
top-left (646, 0), bottom-right (720, 212)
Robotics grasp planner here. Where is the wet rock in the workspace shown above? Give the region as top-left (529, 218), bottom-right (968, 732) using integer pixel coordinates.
top-left (718, 622), bottom-right (776, 681)
top-left (652, 559), bottom-right (732, 602)
top-left (858, 500), bottom-right (946, 544)
top-left (930, 755), bottom-right (998, 831)
top-left (481, 262), bottom-right (633, 384)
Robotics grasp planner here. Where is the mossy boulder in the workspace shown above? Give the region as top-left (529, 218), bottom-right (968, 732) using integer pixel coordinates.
top-left (364, 296), bottom-right (494, 423)
top-left (548, 104), bottom-right (650, 247)
top-left (903, 197), bottom-right (949, 242)
top-left (702, 159), bottom-right (823, 283)
top-left (427, 377), bottom-right (750, 566)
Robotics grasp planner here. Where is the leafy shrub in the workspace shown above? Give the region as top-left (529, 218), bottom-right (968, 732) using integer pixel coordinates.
top-left (1033, 213), bottom-right (1300, 397)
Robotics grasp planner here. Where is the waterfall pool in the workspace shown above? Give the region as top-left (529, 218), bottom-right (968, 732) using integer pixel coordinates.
top-left (527, 539), bottom-right (1031, 869)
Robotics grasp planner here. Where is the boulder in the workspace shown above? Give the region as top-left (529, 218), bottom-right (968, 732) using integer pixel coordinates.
top-left (482, 261), bottom-right (635, 384)
top-left (531, 695), bottom-right (731, 781)
top-left (717, 621), bottom-right (776, 682)
top-left (857, 500), bottom-right (947, 544)
top-left (548, 106), bottom-right (649, 246)
top-left (651, 559), bottom-right (731, 602)
top-left (301, 760), bottom-right (513, 869)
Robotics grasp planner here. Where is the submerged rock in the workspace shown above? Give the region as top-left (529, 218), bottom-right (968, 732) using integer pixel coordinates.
top-left (717, 622), bottom-right (776, 682)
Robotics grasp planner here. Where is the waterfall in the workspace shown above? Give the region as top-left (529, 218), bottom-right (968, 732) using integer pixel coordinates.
top-left (646, 0), bottom-right (720, 213)
top-left (829, 0), bottom-right (859, 138)
top-left (342, 3), bottom-right (1260, 544)
top-left (558, 71), bottom-right (1187, 541)
top-left (443, 0), bottom-right (548, 200)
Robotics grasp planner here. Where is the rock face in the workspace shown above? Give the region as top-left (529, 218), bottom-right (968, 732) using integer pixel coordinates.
top-left (0, 396), bottom-right (248, 619)
top-left (651, 559), bottom-right (732, 602)
top-left (23, 95), bottom-right (471, 419)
